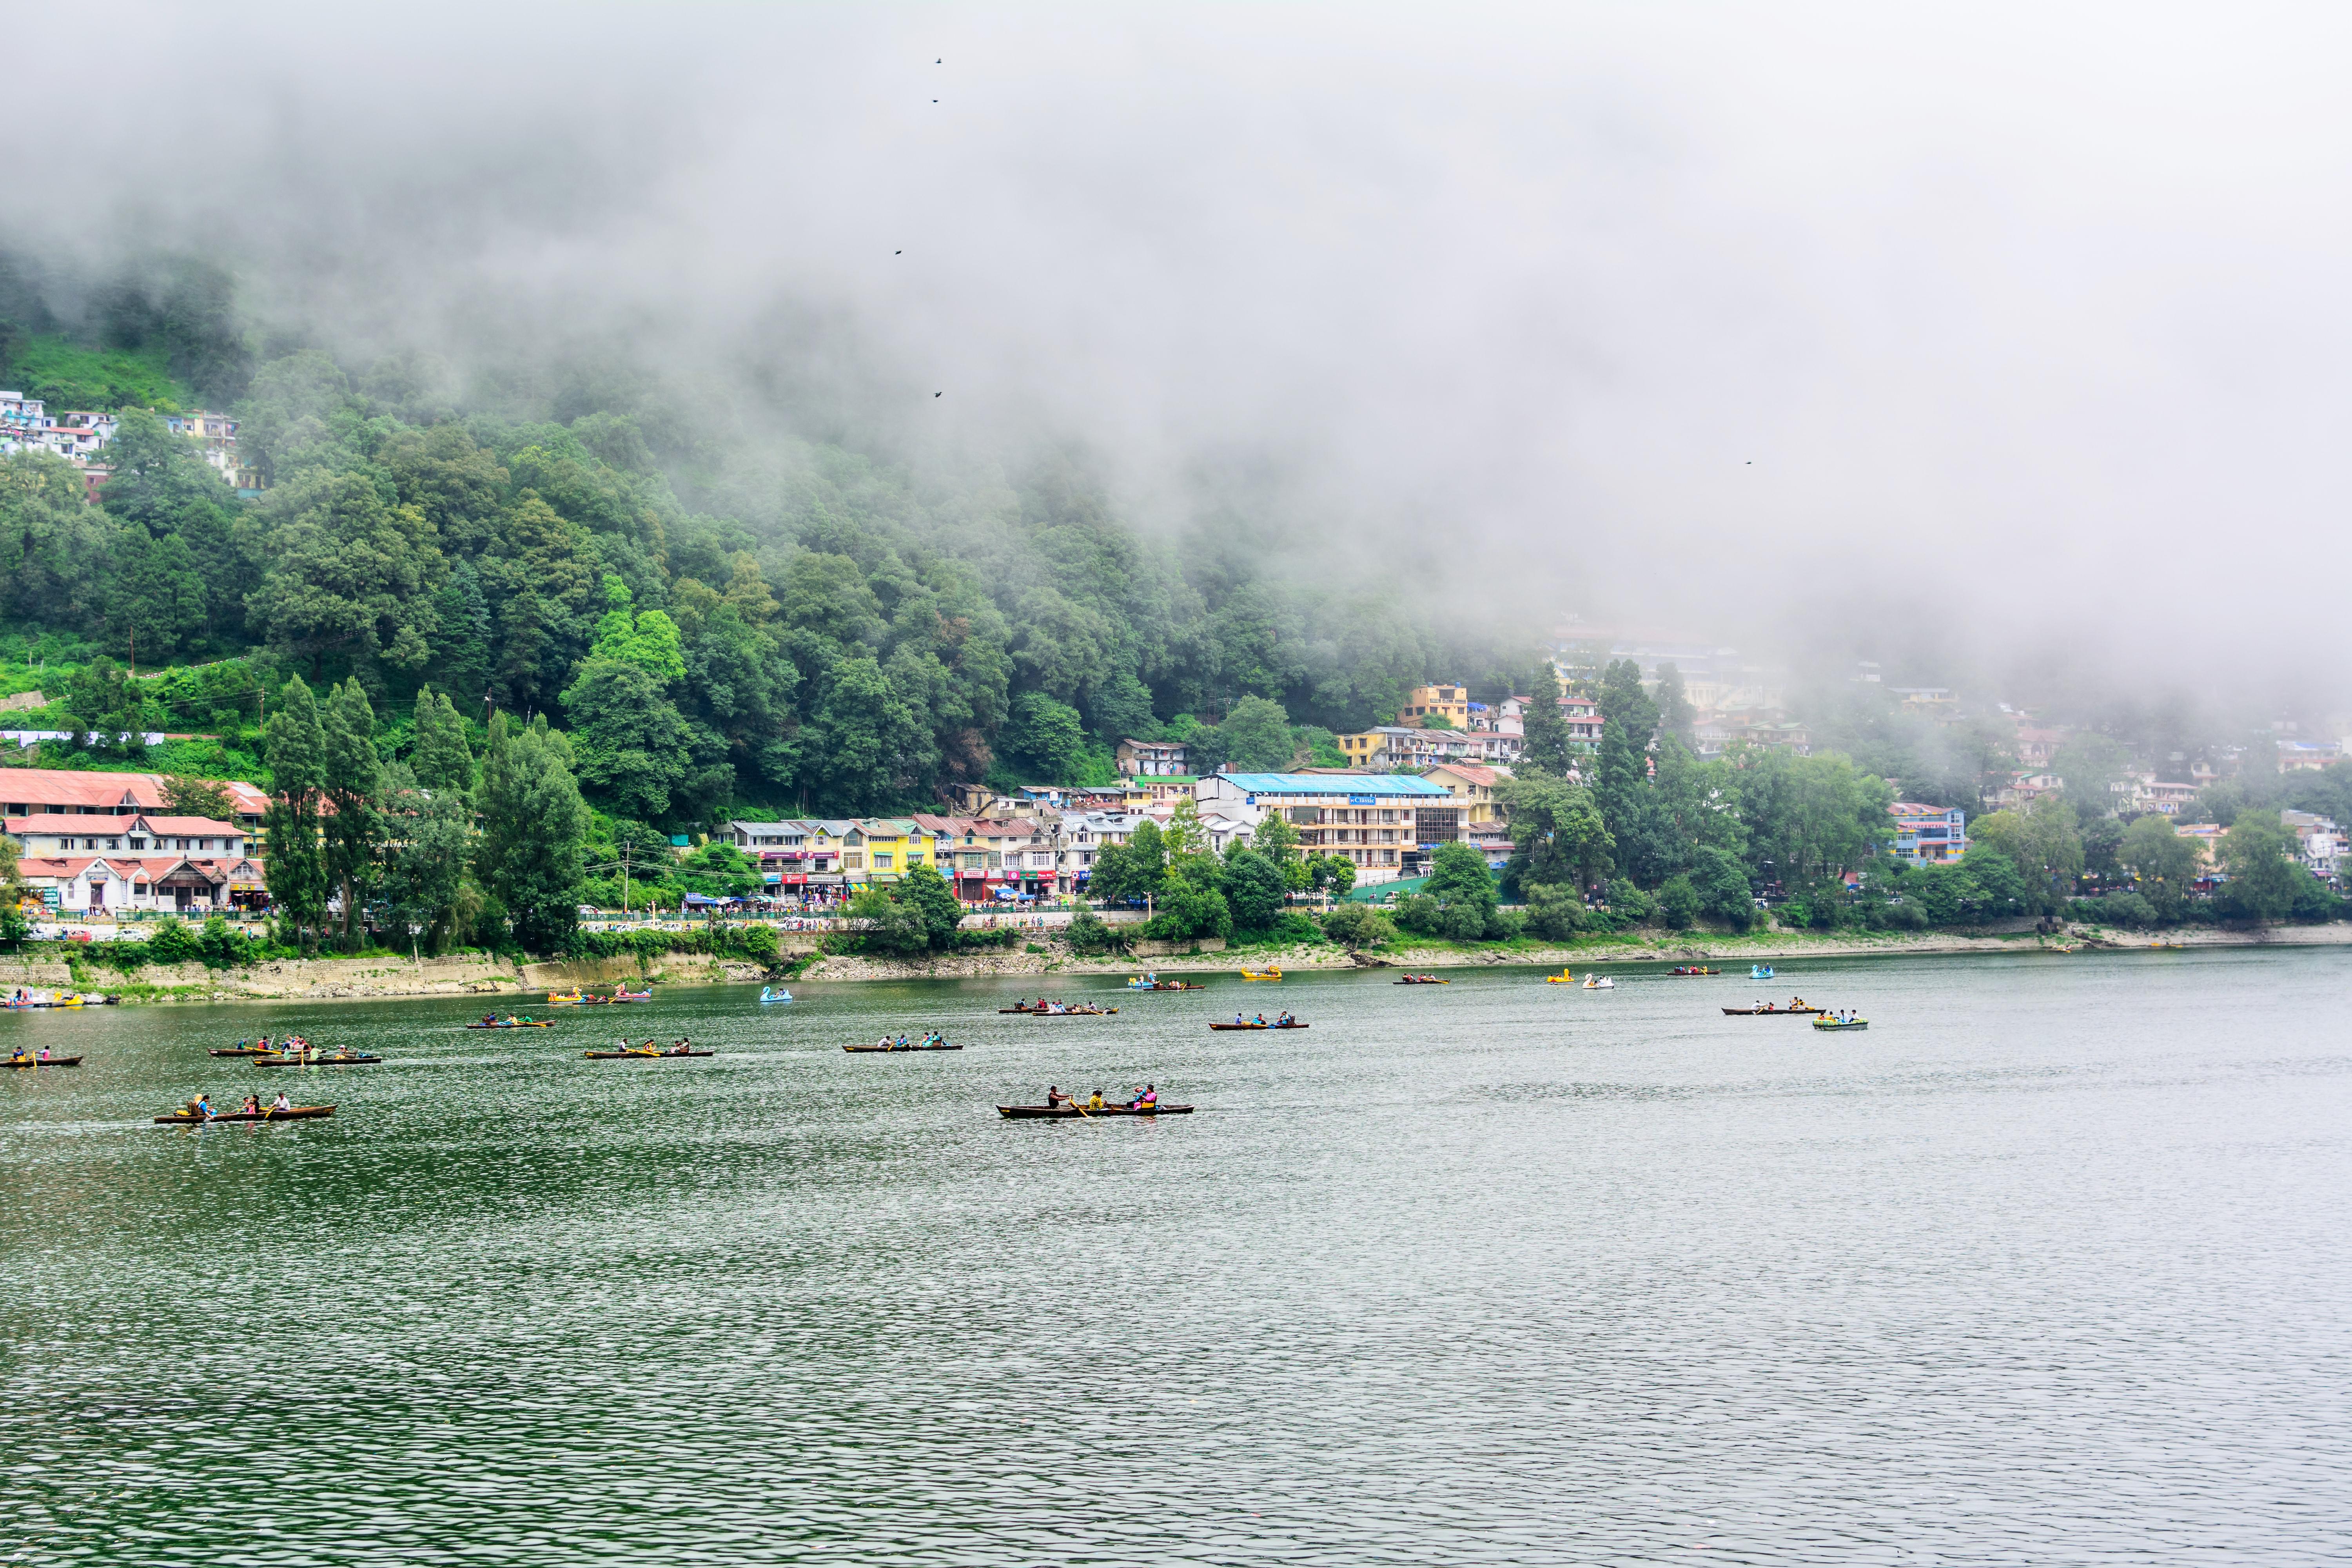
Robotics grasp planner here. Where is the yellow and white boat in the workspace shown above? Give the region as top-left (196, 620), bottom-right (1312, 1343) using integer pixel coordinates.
top-left (546, 989), bottom-right (587, 1005)
top-left (1543, 968), bottom-right (1578, 984)
top-left (1239, 967), bottom-right (1283, 981)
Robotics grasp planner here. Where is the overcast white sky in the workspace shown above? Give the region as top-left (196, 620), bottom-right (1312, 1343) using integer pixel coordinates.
top-left (7, 3), bottom-right (2347, 703)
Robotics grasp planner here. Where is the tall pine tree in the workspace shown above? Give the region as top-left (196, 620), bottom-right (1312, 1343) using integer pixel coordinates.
top-left (262, 677), bottom-right (329, 950)
top-left (1520, 661), bottom-right (1574, 776)
top-left (321, 678), bottom-right (383, 946)
top-left (410, 688), bottom-right (475, 800)
top-left (476, 713), bottom-right (588, 954)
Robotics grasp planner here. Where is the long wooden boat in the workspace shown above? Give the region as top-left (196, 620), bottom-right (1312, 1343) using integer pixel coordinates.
top-left (253, 1053), bottom-right (382, 1066)
top-left (844, 1042), bottom-right (964, 1052)
top-left (4, 1055), bottom-right (82, 1067)
top-left (1722, 1005), bottom-right (1825, 1016)
top-left (584, 1049), bottom-right (714, 1059)
top-left (1126, 980), bottom-right (1208, 991)
top-left (464, 1019), bottom-right (554, 1029)
top-left (998, 1103), bottom-right (1194, 1119)
top-left (154, 1105), bottom-right (334, 1123)
top-left (1668, 966), bottom-right (1720, 976)
top-left (1394, 975), bottom-right (1448, 985)
top-left (209, 1046), bottom-right (278, 1057)
top-left (609, 990), bottom-right (654, 1002)
top-left (999, 1005), bottom-right (1118, 1015)
top-left (1207, 1022), bottom-right (1308, 1030)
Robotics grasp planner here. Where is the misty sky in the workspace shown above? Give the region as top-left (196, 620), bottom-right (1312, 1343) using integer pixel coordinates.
top-left (7, 4), bottom-right (2346, 702)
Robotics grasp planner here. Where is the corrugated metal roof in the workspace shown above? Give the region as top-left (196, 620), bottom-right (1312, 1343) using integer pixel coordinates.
top-left (1210, 772), bottom-right (1451, 796)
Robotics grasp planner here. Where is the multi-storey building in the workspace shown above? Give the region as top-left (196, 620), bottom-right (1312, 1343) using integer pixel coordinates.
top-left (1888, 802), bottom-right (1967, 866)
top-left (1116, 739), bottom-right (1188, 776)
top-left (1193, 772), bottom-right (1454, 884)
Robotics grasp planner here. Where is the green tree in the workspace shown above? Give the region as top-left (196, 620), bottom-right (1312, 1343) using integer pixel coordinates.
top-left (1658, 873), bottom-right (1701, 929)
top-left (561, 656), bottom-right (692, 823)
top-left (1519, 662), bottom-right (1573, 776)
top-left (1499, 773), bottom-right (1614, 893)
top-left (246, 468), bottom-right (442, 678)
top-left (2120, 814), bottom-right (2201, 921)
top-left (430, 561), bottom-right (493, 704)
top-left (1221, 846), bottom-right (1288, 932)
top-left (109, 526), bottom-right (206, 663)
top-left (1690, 845), bottom-right (1756, 929)
top-left (1594, 659), bottom-right (1670, 884)
top-left (999, 690), bottom-right (1089, 782)
top-left (1305, 851), bottom-right (1356, 897)
top-left (409, 688), bottom-right (475, 799)
top-left (2214, 814), bottom-right (2301, 922)
top-left (1319, 902), bottom-right (1396, 948)
top-left (896, 864), bottom-right (965, 949)
top-left (477, 713), bottom-right (588, 954)
top-left (379, 761), bottom-right (473, 952)
top-left (1427, 840), bottom-right (1502, 940)
top-left (1210, 695), bottom-right (1295, 772)
top-left (162, 775), bottom-right (236, 820)
top-left (1967, 796), bottom-right (2083, 914)
top-left (321, 678), bottom-right (383, 945)
top-left (262, 676), bottom-right (330, 949)
top-left (62, 657), bottom-right (149, 759)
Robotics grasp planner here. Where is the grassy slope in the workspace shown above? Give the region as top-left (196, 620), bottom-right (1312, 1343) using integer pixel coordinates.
top-left (7, 335), bottom-right (195, 412)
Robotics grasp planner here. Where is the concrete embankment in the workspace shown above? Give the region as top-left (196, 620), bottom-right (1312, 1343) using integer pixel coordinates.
top-left (15, 920), bottom-right (2346, 1002)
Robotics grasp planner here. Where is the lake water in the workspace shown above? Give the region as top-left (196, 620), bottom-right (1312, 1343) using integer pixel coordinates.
top-left (3, 948), bottom-right (2348, 1566)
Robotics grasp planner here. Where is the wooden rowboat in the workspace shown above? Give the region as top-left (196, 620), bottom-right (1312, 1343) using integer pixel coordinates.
top-left (997, 1103), bottom-right (1194, 1119)
top-left (210, 1047), bottom-right (277, 1057)
top-left (1669, 966), bottom-right (1720, 976)
top-left (1721, 1006), bottom-right (1825, 1016)
top-left (584, 1049), bottom-right (714, 1059)
top-left (1207, 1022), bottom-right (1308, 1030)
top-left (464, 1020), bottom-right (554, 1029)
top-left (253, 1054), bottom-right (382, 1066)
top-left (154, 1105), bottom-right (334, 1123)
top-left (1394, 975), bottom-right (1449, 985)
top-left (4, 1055), bottom-right (82, 1067)
top-left (844, 1042), bottom-right (964, 1052)
top-left (999, 1005), bottom-right (1118, 1015)
top-left (1126, 980), bottom-right (1207, 990)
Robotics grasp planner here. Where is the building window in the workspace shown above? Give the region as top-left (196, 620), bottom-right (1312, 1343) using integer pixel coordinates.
top-left (874, 855), bottom-right (893, 869)
top-left (843, 853), bottom-right (864, 870)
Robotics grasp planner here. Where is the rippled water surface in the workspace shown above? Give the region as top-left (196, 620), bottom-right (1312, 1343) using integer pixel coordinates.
top-left (4, 948), bottom-right (2349, 1565)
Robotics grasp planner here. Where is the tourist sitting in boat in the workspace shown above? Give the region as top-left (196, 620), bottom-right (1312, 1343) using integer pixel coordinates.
top-left (1128, 1083), bottom-right (1157, 1109)
top-left (1253, 1013), bottom-right (1267, 1025)
top-left (668, 1038), bottom-right (693, 1055)
top-left (1234, 1012), bottom-right (1248, 1025)
top-left (37, 1045), bottom-right (51, 1062)
top-left (1276, 1012), bottom-right (1294, 1025)
top-left (240, 1093), bottom-right (261, 1115)
top-left (1087, 1089), bottom-right (1105, 1110)
top-left (271, 1091), bottom-right (292, 1112)
top-left (189, 1094), bottom-right (214, 1121)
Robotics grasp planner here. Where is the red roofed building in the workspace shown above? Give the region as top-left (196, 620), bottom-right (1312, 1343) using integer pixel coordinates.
top-left (17, 852), bottom-right (267, 915)
top-left (0, 769), bottom-right (268, 827)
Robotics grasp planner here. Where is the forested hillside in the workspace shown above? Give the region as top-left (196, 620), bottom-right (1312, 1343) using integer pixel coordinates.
top-left (1, 310), bottom-right (1510, 823)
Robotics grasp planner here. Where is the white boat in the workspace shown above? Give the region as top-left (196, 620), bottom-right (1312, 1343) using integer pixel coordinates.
top-left (759, 987), bottom-right (793, 1004)
top-left (1581, 976), bottom-right (1615, 989)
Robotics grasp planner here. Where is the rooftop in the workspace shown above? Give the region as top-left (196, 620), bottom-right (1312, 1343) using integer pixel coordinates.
top-left (1209, 772), bottom-right (1453, 798)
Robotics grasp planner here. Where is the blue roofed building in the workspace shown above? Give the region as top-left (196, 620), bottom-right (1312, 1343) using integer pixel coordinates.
top-left (1195, 771), bottom-right (1457, 883)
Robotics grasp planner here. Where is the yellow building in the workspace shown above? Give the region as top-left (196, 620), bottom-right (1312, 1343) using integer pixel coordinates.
top-left (844, 818), bottom-right (931, 885)
top-left (1400, 683), bottom-right (1470, 727)
top-left (1420, 762), bottom-right (1510, 825)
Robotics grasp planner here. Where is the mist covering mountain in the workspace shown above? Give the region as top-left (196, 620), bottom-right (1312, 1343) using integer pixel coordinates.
top-left (3, 1), bottom-right (2346, 802)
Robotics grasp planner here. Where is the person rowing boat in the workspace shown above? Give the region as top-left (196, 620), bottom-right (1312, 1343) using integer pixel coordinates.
top-left (1046, 1085), bottom-right (1071, 1109)
top-left (271, 1090), bottom-right (291, 1113)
